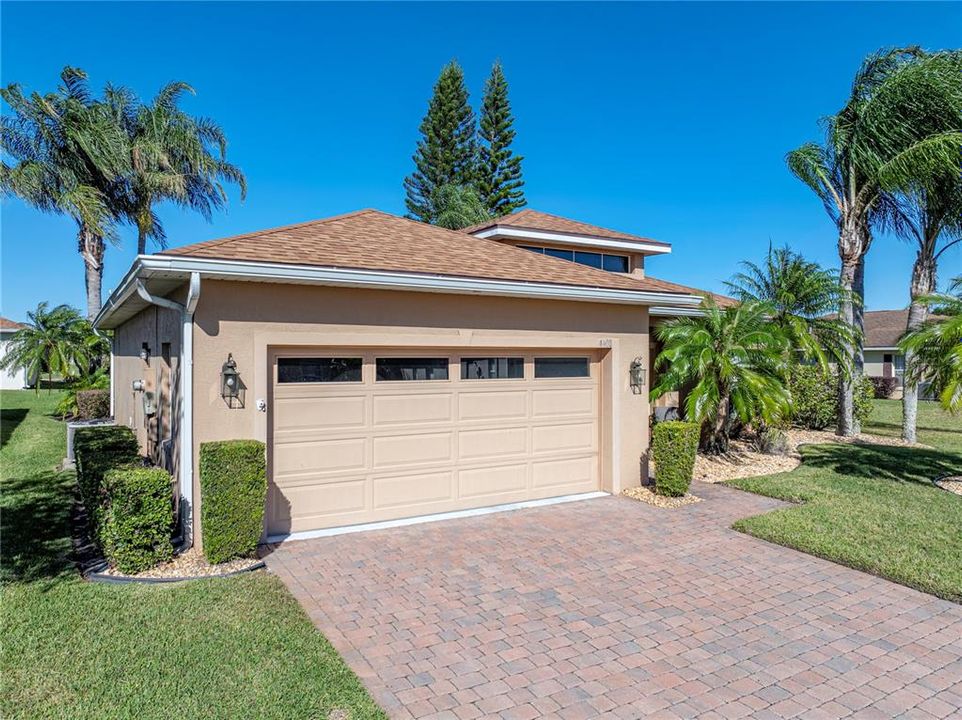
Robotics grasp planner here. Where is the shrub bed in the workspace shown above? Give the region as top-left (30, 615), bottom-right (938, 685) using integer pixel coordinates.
top-left (101, 467), bottom-right (175, 573)
top-left (652, 421), bottom-right (700, 497)
top-left (200, 440), bottom-right (267, 564)
top-left (75, 389), bottom-right (110, 419)
top-left (74, 425), bottom-right (141, 523)
top-left (788, 365), bottom-right (875, 430)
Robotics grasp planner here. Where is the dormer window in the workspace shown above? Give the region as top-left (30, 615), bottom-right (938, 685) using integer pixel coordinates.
top-left (519, 245), bottom-right (630, 273)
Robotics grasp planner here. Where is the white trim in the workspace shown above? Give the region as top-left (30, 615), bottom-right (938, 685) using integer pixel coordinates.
top-left (264, 491), bottom-right (609, 544)
top-left (650, 305), bottom-right (706, 317)
top-left (471, 226), bottom-right (671, 255)
top-left (94, 255), bottom-right (702, 329)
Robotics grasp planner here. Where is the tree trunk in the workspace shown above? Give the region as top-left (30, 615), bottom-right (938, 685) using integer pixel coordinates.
top-left (837, 257), bottom-right (858, 437)
top-left (836, 220), bottom-right (867, 437)
top-left (79, 225), bottom-right (105, 319)
top-left (704, 390), bottom-right (731, 454)
top-left (902, 251), bottom-right (935, 443)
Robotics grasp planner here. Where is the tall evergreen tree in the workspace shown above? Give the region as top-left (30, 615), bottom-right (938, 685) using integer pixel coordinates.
top-left (403, 61), bottom-right (476, 223)
top-left (477, 61), bottom-right (525, 216)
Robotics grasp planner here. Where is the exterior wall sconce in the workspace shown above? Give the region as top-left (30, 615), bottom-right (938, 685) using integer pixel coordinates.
top-left (221, 353), bottom-right (243, 407)
top-left (140, 342), bottom-right (151, 363)
top-left (629, 357), bottom-right (647, 395)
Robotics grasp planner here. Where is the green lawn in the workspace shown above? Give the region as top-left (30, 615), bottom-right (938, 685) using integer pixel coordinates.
top-left (729, 400), bottom-right (962, 603)
top-left (1, 390), bottom-right (385, 720)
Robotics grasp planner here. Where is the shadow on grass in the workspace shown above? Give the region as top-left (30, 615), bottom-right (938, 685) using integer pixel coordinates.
top-left (0, 408), bottom-right (28, 448)
top-left (0, 469), bottom-right (76, 586)
top-left (799, 442), bottom-right (961, 485)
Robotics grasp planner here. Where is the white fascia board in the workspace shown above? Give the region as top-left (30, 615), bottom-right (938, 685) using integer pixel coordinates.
top-left (472, 226), bottom-right (671, 255)
top-left (650, 305), bottom-right (706, 317)
top-left (96, 255), bottom-right (703, 328)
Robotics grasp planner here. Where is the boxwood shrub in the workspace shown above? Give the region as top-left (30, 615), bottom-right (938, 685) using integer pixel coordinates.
top-left (101, 467), bottom-right (175, 573)
top-left (788, 365), bottom-right (875, 430)
top-left (200, 440), bottom-right (267, 564)
top-left (75, 389), bottom-right (110, 419)
top-left (652, 421), bottom-right (700, 497)
top-left (74, 425), bottom-right (141, 527)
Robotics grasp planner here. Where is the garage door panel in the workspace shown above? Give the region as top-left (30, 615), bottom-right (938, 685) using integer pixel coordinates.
top-left (274, 437), bottom-right (366, 476)
top-left (532, 456), bottom-right (596, 489)
top-left (532, 387), bottom-right (595, 417)
top-left (373, 431), bottom-right (453, 467)
top-left (275, 479), bottom-right (367, 525)
top-left (458, 426), bottom-right (527, 459)
top-left (532, 422), bottom-right (596, 454)
top-left (373, 471), bottom-right (454, 509)
top-left (373, 392), bottom-right (452, 425)
top-left (273, 395), bottom-right (366, 432)
top-left (458, 463), bottom-right (528, 499)
top-left (458, 390), bottom-right (527, 421)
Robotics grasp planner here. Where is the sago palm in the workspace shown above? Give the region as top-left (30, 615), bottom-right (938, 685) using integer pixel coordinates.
top-left (725, 245), bottom-right (856, 372)
top-left (899, 277), bottom-right (962, 412)
top-left (650, 299), bottom-right (791, 454)
top-left (786, 48), bottom-right (962, 435)
top-left (1, 68), bottom-right (128, 318)
top-left (105, 81), bottom-right (246, 254)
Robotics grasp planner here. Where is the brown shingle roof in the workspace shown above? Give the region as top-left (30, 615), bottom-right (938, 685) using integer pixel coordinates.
top-left (161, 209), bottom-right (694, 296)
top-left (462, 208), bottom-right (670, 248)
top-left (862, 309), bottom-right (912, 348)
top-left (0, 317), bottom-right (25, 330)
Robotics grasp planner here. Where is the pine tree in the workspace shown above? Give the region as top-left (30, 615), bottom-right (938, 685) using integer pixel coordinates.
top-left (403, 61), bottom-right (477, 223)
top-left (477, 61), bottom-right (526, 216)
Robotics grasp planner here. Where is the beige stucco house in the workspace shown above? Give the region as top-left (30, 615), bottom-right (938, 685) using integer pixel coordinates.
top-left (95, 209), bottom-right (714, 547)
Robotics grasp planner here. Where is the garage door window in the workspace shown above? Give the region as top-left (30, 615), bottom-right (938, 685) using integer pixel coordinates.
top-left (376, 357), bottom-right (449, 381)
top-left (534, 357), bottom-right (590, 378)
top-left (460, 357), bottom-right (524, 380)
top-left (278, 357), bottom-right (362, 383)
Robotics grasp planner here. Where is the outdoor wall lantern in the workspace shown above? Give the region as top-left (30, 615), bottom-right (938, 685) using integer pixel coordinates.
top-left (140, 342), bottom-right (151, 363)
top-left (629, 357), bottom-right (647, 395)
top-left (221, 353), bottom-right (241, 406)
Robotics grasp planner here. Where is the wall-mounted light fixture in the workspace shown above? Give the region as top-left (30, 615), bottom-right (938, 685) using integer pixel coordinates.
top-left (140, 342), bottom-right (151, 363)
top-left (221, 353), bottom-right (241, 407)
top-left (629, 357), bottom-right (647, 395)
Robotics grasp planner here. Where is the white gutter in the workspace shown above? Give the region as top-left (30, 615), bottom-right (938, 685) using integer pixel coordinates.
top-left (650, 305), bottom-right (707, 317)
top-left (134, 274), bottom-right (201, 550)
top-left (471, 226), bottom-right (672, 255)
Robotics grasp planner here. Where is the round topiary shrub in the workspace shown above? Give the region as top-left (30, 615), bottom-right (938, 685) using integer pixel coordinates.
top-left (651, 421), bottom-right (700, 497)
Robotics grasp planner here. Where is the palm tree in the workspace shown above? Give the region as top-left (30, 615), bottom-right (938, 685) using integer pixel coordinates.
top-left (725, 245), bottom-right (856, 372)
top-left (0, 302), bottom-right (106, 392)
top-left (650, 299), bottom-right (791, 454)
top-left (430, 183), bottom-right (489, 230)
top-left (1, 68), bottom-right (128, 318)
top-left (890, 171), bottom-right (962, 441)
top-left (899, 277), bottom-right (962, 412)
top-left (105, 81), bottom-right (246, 254)
top-left (786, 48), bottom-right (962, 436)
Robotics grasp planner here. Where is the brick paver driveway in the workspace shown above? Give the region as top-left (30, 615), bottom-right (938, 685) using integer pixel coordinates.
top-left (264, 483), bottom-right (962, 719)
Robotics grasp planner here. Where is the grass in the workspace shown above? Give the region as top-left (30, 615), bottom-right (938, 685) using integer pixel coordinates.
top-left (1, 390), bottom-right (385, 720)
top-left (729, 400), bottom-right (962, 603)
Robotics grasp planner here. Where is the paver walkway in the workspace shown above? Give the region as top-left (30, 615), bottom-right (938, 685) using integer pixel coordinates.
top-left (264, 483), bottom-right (962, 719)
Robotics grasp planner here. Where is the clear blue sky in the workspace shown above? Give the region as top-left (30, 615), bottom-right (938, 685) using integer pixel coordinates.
top-left (2, 2), bottom-right (960, 322)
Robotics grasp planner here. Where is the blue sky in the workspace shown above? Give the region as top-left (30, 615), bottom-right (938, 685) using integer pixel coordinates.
top-left (2, 1), bottom-right (960, 322)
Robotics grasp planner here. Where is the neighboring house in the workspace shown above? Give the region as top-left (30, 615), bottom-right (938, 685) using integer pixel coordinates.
top-left (862, 309), bottom-right (926, 399)
top-left (96, 208), bottom-right (718, 547)
top-left (0, 317), bottom-right (28, 389)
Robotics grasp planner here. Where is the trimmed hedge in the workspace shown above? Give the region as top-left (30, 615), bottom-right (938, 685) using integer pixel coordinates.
top-left (788, 365), bottom-right (875, 430)
top-left (651, 421), bottom-right (700, 497)
top-left (74, 425), bottom-right (141, 521)
top-left (101, 467), bottom-right (174, 573)
top-left (870, 376), bottom-right (899, 399)
top-left (76, 389), bottom-right (110, 419)
top-left (200, 440), bottom-right (267, 564)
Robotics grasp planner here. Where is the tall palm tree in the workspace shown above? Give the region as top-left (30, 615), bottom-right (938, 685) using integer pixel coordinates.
top-left (786, 48), bottom-right (962, 436)
top-left (725, 245), bottom-right (856, 372)
top-left (650, 299), bottom-right (791, 454)
top-left (104, 81), bottom-right (246, 254)
top-left (890, 170), bottom-right (962, 441)
top-left (1, 68), bottom-right (128, 318)
top-left (899, 277), bottom-right (962, 412)
top-left (430, 183), bottom-right (490, 230)
top-left (0, 302), bottom-right (105, 392)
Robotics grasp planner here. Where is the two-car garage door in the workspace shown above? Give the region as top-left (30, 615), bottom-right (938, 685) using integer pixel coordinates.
top-left (267, 349), bottom-right (602, 536)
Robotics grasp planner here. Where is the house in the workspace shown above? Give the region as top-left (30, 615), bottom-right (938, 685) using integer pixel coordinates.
top-left (862, 309), bottom-right (916, 399)
top-left (0, 317), bottom-right (28, 389)
top-left (95, 209), bottom-right (717, 547)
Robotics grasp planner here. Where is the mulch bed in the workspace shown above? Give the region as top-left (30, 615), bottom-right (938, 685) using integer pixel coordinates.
top-left (622, 484), bottom-right (702, 508)
top-left (935, 477), bottom-right (962, 496)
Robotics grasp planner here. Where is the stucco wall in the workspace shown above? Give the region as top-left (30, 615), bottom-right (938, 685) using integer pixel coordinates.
top-left (0, 333), bottom-right (27, 389)
top-left (189, 279), bottom-right (653, 546)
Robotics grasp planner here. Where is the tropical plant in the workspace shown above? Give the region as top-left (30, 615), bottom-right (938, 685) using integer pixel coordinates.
top-left (477, 61), bottom-right (525, 216)
top-left (1, 68), bottom-right (129, 318)
top-left (0, 302), bottom-right (109, 392)
top-left (429, 183), bottom-right (489, 230)
top-left (725, 245), bottom-right (856, 372)
top-left (786, 48), bottom-right (962, 436)
top-left (104, 81), bottom-right (246, 254)
top-left (403, 61), bottom-right (477, 223)
top-left (650, 299), bottom-right (791, 454)
top-left (900, 277), bottom-right (962, 412)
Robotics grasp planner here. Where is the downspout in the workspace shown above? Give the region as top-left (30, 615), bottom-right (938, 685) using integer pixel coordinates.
top-left (135, 273), bottom-right (201, 550)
